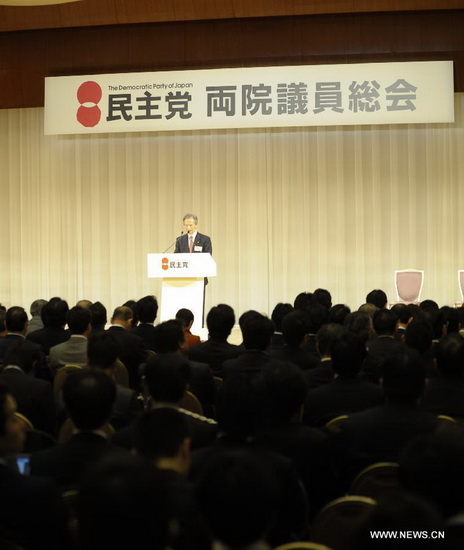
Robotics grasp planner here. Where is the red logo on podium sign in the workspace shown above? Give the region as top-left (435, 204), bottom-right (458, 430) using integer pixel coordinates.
top-left (76, 81), bottom-right (102, 127)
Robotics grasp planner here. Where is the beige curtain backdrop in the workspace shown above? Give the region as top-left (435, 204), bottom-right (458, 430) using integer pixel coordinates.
top-left (1, 94), bottom-right (463, 317)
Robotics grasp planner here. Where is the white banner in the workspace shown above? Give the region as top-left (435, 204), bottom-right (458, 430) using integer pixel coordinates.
top-left (44, 61), bottom-right (454, 135)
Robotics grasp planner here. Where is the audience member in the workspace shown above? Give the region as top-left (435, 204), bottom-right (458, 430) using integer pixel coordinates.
top-left (89, 300), bottom-right (107, 332)
top-left (328, 303), bottom-right (351, 325)
top-left (87, 331), bottom-right (141, 430)
top-left (176, 308), bottom-right (201, 348)
top-left (391, 302), bottom-right (413, 340)
top-left (49, 305), bottom-right (91, 370)
top-left (27, 297), bottom-right (70, 354)
top-left (222, 313), bottom-right (278, 380)
top-left (270, 302), bottom-right (294, 352)
top-left (27, 298), bottom-right (47, 334)
top-left (366, 289), bottom-right (388, 309)
top-left (404, 317), bottom-right (438, 377)
top-left (132, 295), bottom-right (158, 351)
top-left (0, 382), bottom-right (69, 550)
top-left (304, 332), bottom-right (383, 428)
top-left (1, 340), bottom-right (55, 434)
top-left (188, 304), bottom-right (241, 374)
top-left (30, 370), bottom-right (124, 490)
top-left (107, 306), bottom-right (145, 389)
top-left (293, 291), bottom-right (314, 310)
top-left (272, 309), bottom-right (317, 369)
top-left (313, 287), bottom-right (332, 309)
top-left (304, 323), bottom-right (346, 389)
top-left (0, 306), bottom-right (42, 367)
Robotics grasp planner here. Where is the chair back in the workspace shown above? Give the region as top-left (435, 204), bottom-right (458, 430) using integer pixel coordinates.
top-left (58, 417), bottom-right (115, 443)
top-left (53, 364), bottom-right (84, 396)
top-left (113, 359), bottom-right (129, 388)
top-left (395, 269), bottom-right (424, 303)
top-left (311, 496), bottom-right (376, 550)
top-left (178, 390), bottom-right (204, 416)
top-left (13, 412), bottom-right (34, 431)
top-left (274, 542), bottom-right (331, 550)
top-left (273, 543), bottom-right (334, 550)
top-left (324, 415), bottom-right (349, 434)
top-left (349, 462), bottom-right (400, 499)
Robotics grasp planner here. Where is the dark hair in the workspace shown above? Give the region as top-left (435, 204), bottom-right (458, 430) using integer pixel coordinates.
top-left (122, 300), bottom-right (138, 328)
top-left (344, 311), bottom-right (373, 343)
top-left (391, 303), bottom-right (413, 324)
top-left (366, 289), bottom-right (387, 309)
top-left (373, 309), bottom-right (398, 335)
top-left (42, 298), bottom-right (69, 328)
top-left (136, 295), bottom-right (158, 324)
top-left (316, 323), bottom-right (348, 357)
top-left (89, 301), bottom-right (107, 329)
top-left (271, 303), bottom-right (293, 332)
top-left (241, 313), bottom-right (274, 351)
top-left (313, 288), bottom-right (332, 309)
top-left (196, 450), bottom-right (279, 547)
top-left (405, 319), bottom-right (434, 355)
top-left (152, 320), bottom-right (185, 353)
top-left (307, 303), bottom-right (329, 334)
top-left (207, 305), bottom-right (235, 339)
top-left (331, 332), bottom-right (367, 378)
top-left (143, 353), bottom-right (190, 403)
top-left (66, 306), bottom-right (92, 334)
top-left (281, 310), bottom-right (309, 347)
top-left (434, 333), bottom-right (464, 376)
top-left (256, 362), bottom-right (307, 425)
top-left (238, 310), bottom-right (262, 330)
top-left (62, 370), bottom-right (116, 430)
top-left (5, 306), bottom-right (28, 333)
top-left (328, 304), bottom-right (351, 325)
top-left (134, 408), bottom-right (190, 461)
top-left (87, 332), bottom-right (122, 369)
top-left (176, 308), bottom-right (194, 328)
top-left (420, 299), bottom-right (439, 313)
top-left (293, 292), bottom-right (314, 311)
top-left (78, 455), bottom-right (169, 550)
top-left (381, 347), bottom-right (426, 402)
top-left (0, 310), bottom-right (5, 333)
top-left (4, 341), bottom-right (41, 374)
top-left (440, 306), bottom-right (460, 334)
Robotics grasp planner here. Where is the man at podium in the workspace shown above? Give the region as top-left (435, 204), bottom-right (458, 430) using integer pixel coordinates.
top-left (174, 213), bottom-right (212, 255)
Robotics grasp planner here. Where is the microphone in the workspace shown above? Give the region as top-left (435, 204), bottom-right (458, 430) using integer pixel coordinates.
top-left (162, 231), bottom-right (183, 253)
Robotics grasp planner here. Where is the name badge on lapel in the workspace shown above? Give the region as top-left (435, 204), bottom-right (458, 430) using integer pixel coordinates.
top-left (194, 245), bottom-right (203, 252)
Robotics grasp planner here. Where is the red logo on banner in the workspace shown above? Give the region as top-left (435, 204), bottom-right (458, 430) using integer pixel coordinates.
top-left (76, 81), bottom-right (102, 127)
top-left (161, 257), bottom-right (169, 271)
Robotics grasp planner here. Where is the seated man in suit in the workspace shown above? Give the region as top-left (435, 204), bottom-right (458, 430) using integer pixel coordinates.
top-left (49, 305), bottom-right (92, 371)
top-left (174, 213), bottom-right (212, 255)
top-left (107, 306), bottom-right (146, 390)
top-left (112, 353), bottom-right (217, 451)
top-left (0, 382), bottom-right (69, 550)
top-left (87, 332), bottom-right (141, 430)
top-left (336, 346), bottom-right (439, 486)
top-left (26, 297), bottom-right (70, 355)
top-left (0, 306), bottom-right (42, 367)
top-left (89, 301), bottom-right (107, 333)
top-left (270, 302), bottom-right (293, 352)
top-left (31, 370), bottom-right (126, 490)
top-left (152, 319), bottom-right (215, 416)
top-left (271, 309), bottom-right (316, 370)
top-left (1, 340), bottom-right (55, 435)
top-left (188, 304), bottom-right (241, 374)
top-left (222, 313), bottom-right (278, 380)
top-left (132, 295), bottom-right (158, 352)
top-left (27, 299), bottom-right (47, 335)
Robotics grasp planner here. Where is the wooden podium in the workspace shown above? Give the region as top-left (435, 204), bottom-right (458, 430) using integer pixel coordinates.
top-left (147, 253), bottom-right (217, 332)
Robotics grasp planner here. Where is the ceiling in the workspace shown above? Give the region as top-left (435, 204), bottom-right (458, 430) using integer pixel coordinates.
top-left (1, 0), bottom-right (464, 108)
top-left (1, 0), bottom-right (463, 33)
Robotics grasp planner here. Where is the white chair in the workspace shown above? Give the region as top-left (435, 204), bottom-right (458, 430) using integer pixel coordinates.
top-left (394, 269), bottom-right (424, 304)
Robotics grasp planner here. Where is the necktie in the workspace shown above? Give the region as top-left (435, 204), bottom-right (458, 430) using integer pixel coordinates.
top-left (189, 235), bottom-right (193, 253)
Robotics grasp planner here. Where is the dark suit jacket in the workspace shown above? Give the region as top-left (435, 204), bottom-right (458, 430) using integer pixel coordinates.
top-left (188, 337), bottom-right (242, 375)
top-left (0, 464), bottom-right (69, 550)
top-left (0, 367), bottom-right (55, 435)
top-left (132, 322), bottom-right (157, 352)
top-left (362, 335), bottom-right (403, 383)
top-left (335, 401), bottom-right (439, 484)
top-left (222, 350), bottom-right (279, 380)
top-left (26, 326), bottom-right (70, 355)
top-left (187, 359), bottom-right (216, 416)
top-left (174, 232), bottom-right (212, 254)
top-left (0, 333), bottom-right (41, 365)
top-left (107, 325), bottom-right (146, 390)
top-left (420, 376), bottom-right (464, 419)
top-left (303, 359), bottom-right (335, 390)
top-left (30, 431), bottom-right (127, 491)
top-left (303, 376), bottom-right (384, 427)
top-left (271, 344), bottom-right (318, 370)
